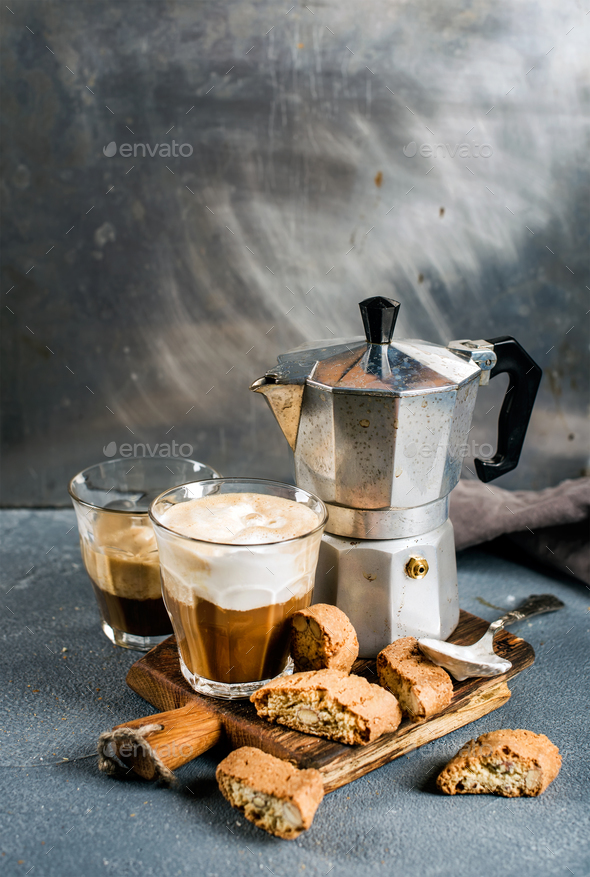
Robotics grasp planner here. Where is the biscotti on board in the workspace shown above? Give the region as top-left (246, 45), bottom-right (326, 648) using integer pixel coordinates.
top-left (216, 746), bottom-right (324, 839)
top-left (437, 729), bottom-right (561, 797)
top-left (377, 636), bottom-right (453, 719)
top-left (251, 668), bottom-right (402, 745)
top-left (291, 603), bottom-right (359, 673)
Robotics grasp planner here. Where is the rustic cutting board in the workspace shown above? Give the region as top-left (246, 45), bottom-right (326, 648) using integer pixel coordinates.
top-left (120, 610), bottom-right (534, 792)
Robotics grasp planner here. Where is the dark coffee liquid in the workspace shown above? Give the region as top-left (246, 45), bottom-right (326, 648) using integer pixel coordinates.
top-left (165, 591), bottom-right (310, 684)
top-left (91, 580), bottom-right (172, 637)
top-left (80, 521), bottom-right (172, 638)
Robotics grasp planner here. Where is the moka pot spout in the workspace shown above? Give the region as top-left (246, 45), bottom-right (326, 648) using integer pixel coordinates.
top-left (250, 377), bottom-right (304, 451)
top-left (250, 359), bottom-right (313, 451)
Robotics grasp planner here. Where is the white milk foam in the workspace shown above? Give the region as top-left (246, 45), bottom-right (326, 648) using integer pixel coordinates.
top-left (160, 493), bottom-right (319, 544)
top-left (156, 493), bottom-right (322, 611)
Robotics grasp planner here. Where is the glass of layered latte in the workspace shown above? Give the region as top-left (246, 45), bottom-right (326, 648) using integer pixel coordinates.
top-left (149, 478), bottom-right (327, 699)
top-left (69, 458), bottom-right (220, 651)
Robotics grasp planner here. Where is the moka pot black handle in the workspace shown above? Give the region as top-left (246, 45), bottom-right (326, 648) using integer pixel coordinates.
top-left (474, 336), bottom-right (542, 483)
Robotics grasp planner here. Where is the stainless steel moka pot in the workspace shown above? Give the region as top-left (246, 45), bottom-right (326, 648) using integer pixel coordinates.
top-left (251, 297), bottom-right (542, 657)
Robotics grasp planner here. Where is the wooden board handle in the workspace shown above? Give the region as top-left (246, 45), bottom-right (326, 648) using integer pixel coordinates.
top-left (98, 701), bottom-right (223, 782)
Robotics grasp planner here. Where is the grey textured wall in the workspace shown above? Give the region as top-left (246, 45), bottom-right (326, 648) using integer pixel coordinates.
top-left (1, 0), bottom-right (588, 506)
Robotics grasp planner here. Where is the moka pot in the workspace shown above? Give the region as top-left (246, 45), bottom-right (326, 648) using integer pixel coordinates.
top-left (251, 297), bottom-right (542, 656)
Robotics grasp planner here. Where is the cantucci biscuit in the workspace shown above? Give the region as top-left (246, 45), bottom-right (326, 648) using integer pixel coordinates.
top-left (377, 636), bottom-right (453, 719)
top-left (437, 729), bottom-right (561, 797)
top-left (291, 604), bottom-right (359, 673)
top-left (251, 668), bottom-right (402, 745)
top-left (216, 746), bottom-right (324, 839)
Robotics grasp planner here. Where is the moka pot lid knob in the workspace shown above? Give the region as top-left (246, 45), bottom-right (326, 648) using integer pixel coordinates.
top-left (359, 296), bottom-right (400, 344)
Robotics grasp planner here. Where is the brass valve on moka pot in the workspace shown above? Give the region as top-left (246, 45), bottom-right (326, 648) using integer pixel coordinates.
top-left (251, 297), bottom-right (542, 657)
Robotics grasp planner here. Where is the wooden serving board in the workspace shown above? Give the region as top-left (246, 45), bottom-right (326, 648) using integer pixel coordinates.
top-left (126, 610), bottom-right (534, 792)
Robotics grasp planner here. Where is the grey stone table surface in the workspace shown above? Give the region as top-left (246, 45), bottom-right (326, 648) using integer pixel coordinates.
top-left (1, 510), bottom-right (589, 877)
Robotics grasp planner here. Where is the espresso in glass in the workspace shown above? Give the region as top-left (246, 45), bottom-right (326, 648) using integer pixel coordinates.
top-left (69, 457), bottom-right (220, 650)
top-left (80, 514), bottom-right (169, 638)
top-left (150, 479), bottom-right (327, 699)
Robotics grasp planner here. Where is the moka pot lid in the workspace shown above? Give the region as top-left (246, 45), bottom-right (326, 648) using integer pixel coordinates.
top-left (279, 297), bottom-right (480, 396)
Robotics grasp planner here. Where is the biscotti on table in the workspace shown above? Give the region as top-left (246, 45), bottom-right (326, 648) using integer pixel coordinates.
top-left (216, 746), bottom-right (324, 839)
top-left (437, 729), bottom-right (561, 797)
top-left (251, 668), bottom-right (402, 745)
top-left (291, 603), bottom-right (359, 673)
top-left (377, 636), bottom-right (454, 719)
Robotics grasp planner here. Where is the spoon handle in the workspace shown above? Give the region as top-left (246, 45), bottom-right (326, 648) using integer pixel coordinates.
top-left (488, 593), bottom-right (564, 633)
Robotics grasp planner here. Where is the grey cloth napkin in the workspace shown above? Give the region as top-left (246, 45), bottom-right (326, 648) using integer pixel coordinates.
top-left (449, 477), bottom-right (590, 584)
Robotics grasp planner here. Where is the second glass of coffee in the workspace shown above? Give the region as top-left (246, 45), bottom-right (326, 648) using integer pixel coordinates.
top-left (69, 457), bottom-right (220, 651)
top-left (149, 478), bottom-right (327, 699)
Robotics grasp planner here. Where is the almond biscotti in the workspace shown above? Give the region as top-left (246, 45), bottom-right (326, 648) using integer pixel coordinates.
top-left (216, 746), bottom-right (324, 839)
top-left (251, 668), bottom-right (402, 745)
top-left (437, 729), bottom-right (561, 797)
top-left (291, 604), bottom-right (359, 673)
top-left (377, 636), bottom-right (453, 719)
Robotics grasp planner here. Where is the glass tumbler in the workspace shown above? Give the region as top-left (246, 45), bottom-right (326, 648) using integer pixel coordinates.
top-left (149, 478), bottom-right (327, 699)
top-left (69, 457), bottom-right (220, 650)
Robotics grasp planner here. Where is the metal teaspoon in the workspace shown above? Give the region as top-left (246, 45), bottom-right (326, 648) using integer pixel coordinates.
top-left (418, 594), bottom-right (565, 681)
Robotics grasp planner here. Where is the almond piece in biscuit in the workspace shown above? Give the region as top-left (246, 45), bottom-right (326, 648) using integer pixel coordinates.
top-left (251, 668), bottom-right (402, 745)
top-left (291, 604), bottom-right (359, 673)
top-left (436, 729), bottom-right (562, 797)
top-left (216, 746), bottom-right (324, 839)
top-left (376, 636), bottom-right (453, 719)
